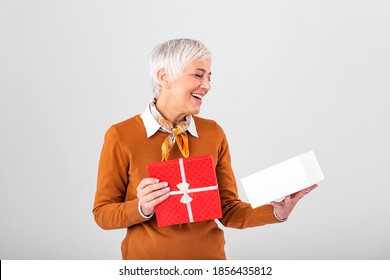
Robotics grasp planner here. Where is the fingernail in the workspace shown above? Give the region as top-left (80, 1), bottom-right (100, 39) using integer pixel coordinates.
top-left (165, 187), bottom-right (170, 192)
top-left (163, 182), bottom-right (168, 187)
top-left (155, 179), bottom-right (159, 183)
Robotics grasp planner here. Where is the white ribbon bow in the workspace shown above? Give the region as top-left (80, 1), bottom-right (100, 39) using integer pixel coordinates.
top-left (177, 182), bottom-right (193, 204)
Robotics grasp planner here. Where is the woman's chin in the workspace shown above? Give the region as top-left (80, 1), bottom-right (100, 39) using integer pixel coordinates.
top-left (189, 106), bottom-right (201, 116)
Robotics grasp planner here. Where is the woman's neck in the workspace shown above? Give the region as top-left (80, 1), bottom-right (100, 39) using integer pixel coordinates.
top-left (155, 98), bottom-right (186, 126)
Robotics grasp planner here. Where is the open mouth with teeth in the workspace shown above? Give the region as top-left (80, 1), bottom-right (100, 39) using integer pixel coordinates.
top-left (191, 93), bottom-right (203, 101)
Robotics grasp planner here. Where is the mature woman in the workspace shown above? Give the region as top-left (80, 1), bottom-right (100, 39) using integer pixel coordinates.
top-left (93, 38), bottom-right (316, 259)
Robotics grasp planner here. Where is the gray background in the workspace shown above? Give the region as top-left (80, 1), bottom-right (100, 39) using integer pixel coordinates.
top-left (1, 0), bottom-right (389, 259)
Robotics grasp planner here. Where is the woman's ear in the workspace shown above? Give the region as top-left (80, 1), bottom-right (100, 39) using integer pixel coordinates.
top-left (157, 68), bottom-right (171, 89)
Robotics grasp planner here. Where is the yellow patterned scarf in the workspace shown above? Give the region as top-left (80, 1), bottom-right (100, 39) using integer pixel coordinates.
top-left (150, 99), bottom-right (190, 161)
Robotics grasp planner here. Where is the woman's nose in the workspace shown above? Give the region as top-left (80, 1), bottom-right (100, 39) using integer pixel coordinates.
top-left (201, 78), bottom-right (211, 91)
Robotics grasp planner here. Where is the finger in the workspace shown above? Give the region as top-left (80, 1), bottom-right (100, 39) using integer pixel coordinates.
top-left (296, 189), bottom-right (308, 199)
top-left (140, 187), bottom-right (170, 214)
top-left (138, 181), bottom-right (170, 203)
top-left (137, 180), bottom-right (166, 198)
top-left (292, 186), bottom-right (313, 200)
top-left (302, 184), bottom-right (318, 196)
top-left (143, 185), bottom-right (171, 203)
top-left (139, 181), bottom-right (169, 199)
top-left (285, 195), bottom-right (299, 208)
top-left (150, 191), bottom-right (170, 206)
top-left (137, 178), bottom-right (160, 191)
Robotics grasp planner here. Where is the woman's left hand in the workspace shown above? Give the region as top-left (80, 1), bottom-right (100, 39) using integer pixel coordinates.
top-left (271, 184), bottom-right (318, 220)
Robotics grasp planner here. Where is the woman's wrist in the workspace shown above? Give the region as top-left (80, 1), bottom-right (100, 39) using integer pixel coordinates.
top-left (273, 207), bottom-right (288, 222)
top-left (137, 201), bottom-right (154, 219)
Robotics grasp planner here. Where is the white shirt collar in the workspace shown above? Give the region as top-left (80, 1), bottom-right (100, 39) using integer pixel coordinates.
top-left (140, 105), bottom-right (199, 138)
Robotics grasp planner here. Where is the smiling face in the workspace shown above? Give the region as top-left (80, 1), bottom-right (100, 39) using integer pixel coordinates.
top-left (156, 58), bottom-right (212, 125)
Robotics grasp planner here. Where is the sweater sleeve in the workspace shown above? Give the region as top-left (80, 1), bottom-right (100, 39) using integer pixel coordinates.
top-left (93, 126), bottom-right (150, 230)
top-left (215, 123), bottom-right (282, 228)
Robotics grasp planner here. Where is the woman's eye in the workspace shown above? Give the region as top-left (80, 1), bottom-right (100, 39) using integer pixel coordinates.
top-left (195, 74), bottom-right (203, 78)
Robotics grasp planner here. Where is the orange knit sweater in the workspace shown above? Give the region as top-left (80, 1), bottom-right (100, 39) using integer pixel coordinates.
top-left (93, 115), bottom-right (280, 259)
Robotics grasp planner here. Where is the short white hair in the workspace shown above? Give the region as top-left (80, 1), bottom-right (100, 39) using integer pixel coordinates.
top-left (148, 38), bottom-right (211, 96)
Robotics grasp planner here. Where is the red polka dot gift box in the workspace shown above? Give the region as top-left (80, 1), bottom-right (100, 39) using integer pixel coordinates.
top-left (147, 154), bottom-right (222, 227)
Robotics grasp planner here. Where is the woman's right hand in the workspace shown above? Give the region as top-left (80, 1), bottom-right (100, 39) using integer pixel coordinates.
top-left (136, 178), bottom-right (170, 216)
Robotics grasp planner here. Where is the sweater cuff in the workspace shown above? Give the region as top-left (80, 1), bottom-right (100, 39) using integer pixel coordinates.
top-left (122, 199), bottom-right (154, 226)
